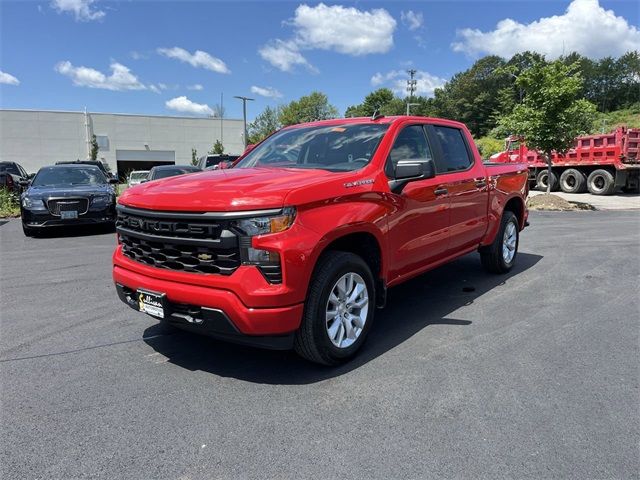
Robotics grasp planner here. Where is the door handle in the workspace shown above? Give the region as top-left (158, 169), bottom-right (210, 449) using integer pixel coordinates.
top-left (474, 178), bottom-right (487, 188)
top-left (434, 187), bottom-right (448, 196)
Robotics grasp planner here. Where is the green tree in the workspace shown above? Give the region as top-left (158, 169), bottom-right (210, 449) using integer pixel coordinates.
top-left (500, 60), bottom-right (596, 193)
top-left (247, 106), bottom-right (281, 144)
top-left (191, 148), bottom-right (198, 166)
top-left (279, 92), bottom-right (338, 126)
top-left (209, 140), bottom-right (224, 155)
top-left (90, 134), bottom-right (99, 161)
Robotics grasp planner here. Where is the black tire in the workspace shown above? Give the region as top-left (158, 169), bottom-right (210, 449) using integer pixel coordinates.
top-left (587, 169), bottom-right (615, 195)
top-left (536, 170), bottom-right (559, 192)
top-left (559, 168), bottom-right (587, 193)
top-left (294, 251), bottom-right (375, 366)
top-left (479, 211), bottom-right (519, 274)
top-left (22, 223), bottom-right (35, 237)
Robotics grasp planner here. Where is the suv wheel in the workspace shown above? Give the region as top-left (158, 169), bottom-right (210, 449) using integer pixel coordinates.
top-left (22, 223), bottom-right (35, 237)
top-left (294, 251), bottom-right (375, 365)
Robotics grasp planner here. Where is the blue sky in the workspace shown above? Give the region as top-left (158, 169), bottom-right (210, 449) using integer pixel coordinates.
top-left (0, 0), bottom-right (638, 120)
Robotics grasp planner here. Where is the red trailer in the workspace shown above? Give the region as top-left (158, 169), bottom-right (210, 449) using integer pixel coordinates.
top-left (490, 127), bottom-right (640, 195)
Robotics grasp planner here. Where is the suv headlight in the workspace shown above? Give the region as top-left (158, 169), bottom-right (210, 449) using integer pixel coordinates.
top-left (234, 207), bottom-right (296, 236)
top-left (92, 195), bottom-right (113, 207)
top-left (22, 196), bottom-right (46, 211)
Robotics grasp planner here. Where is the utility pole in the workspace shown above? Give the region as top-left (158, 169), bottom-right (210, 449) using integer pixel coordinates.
top-left (234, 95), bottom-right (254, 148)
top-left (406, 69), bottom-right (417, 116)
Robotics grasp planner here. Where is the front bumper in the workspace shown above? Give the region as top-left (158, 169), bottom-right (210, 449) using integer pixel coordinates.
top-left (113, 262), bottom-right (304, 349)
top-left (21, 207), bottom-right (115, 227)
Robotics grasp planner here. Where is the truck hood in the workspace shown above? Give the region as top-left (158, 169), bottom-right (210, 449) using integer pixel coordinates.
top-left (118, 167), bottom-right (344, 212)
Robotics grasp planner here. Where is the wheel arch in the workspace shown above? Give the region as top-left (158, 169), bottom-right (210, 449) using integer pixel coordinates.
top-left (308, 226), bottom-right (387, 308)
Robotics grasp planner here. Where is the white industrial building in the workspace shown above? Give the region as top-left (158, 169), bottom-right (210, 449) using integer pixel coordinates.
top-left (0, 109), bottom-right (245, 179)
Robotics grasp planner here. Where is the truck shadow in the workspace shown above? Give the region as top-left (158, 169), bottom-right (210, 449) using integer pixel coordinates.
top-left (143, 252), bottom-right (542, 384)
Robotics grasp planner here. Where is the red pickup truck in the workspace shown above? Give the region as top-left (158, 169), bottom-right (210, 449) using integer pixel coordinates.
top-left (114, 116), bottom-right (528, 365)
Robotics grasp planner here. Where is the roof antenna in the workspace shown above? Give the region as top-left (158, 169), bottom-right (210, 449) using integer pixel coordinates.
top-left (371, 108), bottom-right (384, 120)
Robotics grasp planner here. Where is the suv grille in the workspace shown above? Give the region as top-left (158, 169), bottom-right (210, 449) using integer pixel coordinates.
top-left (116, 207), bottom-right (240, 275)
top-left (47, 198), bottom-right (89, 216)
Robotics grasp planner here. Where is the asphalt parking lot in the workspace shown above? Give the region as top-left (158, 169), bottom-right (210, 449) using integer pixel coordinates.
top-left (1, 211), bottom-right (639, 480)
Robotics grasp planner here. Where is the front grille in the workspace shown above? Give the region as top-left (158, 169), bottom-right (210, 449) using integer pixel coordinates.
top-left (47, 198), bottom-right (89, 216)
top-left (116, 207), bottom-right (241, 275)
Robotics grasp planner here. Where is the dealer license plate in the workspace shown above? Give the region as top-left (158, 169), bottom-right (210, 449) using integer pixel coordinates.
top-left (137, 290), bottom-right (165, 318)
top-left (60, 210), bottom-right (78, 219)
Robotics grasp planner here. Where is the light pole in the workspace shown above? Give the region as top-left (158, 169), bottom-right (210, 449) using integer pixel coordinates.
top-left (234, 95), bottom-right (254, 148)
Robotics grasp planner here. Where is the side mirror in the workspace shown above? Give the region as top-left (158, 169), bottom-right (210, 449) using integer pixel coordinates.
top-left (27, 173), bottom-right (36, 179)
top-left (19, 179), bottom-right (31, 187)
top-left (389, 158), bottom-right (436, 194)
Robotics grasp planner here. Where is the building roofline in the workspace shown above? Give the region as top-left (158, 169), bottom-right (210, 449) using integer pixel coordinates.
top-left (0, 108), bottom-right (243, 122)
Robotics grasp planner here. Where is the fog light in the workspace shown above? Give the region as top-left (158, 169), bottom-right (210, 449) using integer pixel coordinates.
top-left (247, 248), bottom-right (280, 264)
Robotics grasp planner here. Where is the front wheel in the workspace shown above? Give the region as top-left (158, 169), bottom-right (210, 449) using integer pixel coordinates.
top-left (22, 223), bottom-right (36, 237)
top-left (294, 251), bottom-right (375, 365)
top-left (479, 211), bottom-right (519, 274)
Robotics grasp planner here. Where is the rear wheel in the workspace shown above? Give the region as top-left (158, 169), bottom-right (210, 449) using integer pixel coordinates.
top-left (479, 211), bottom-right (519, 274)
top-left (559, 169), bottom-right (587, 193)
top-left (536, 170), bottom-right (559, 192)
top-left (587, 169), bottom-right (615, 195)
top-left (294, 251), bottom-right (375, 366)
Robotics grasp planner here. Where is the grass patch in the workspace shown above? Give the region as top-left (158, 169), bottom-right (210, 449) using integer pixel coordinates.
top-left (592, 104), bottom-right (640, 133)
top-left (0, 188), bottom-right (20, 218)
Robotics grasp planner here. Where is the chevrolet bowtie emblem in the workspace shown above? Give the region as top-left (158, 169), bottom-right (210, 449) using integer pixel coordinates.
top-left (197, 253), bottom-right (213, 261)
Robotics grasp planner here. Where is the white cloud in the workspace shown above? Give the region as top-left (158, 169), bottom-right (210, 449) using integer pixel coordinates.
top-left (292, 3), bottom-right (396, 55)
top-left (157, 47), bottom-right (230, 74)
top-left (371, 70), bottom-right (446, 97)
top-left (51, 0), bottom-right (105, 22)
top-left (250, 85), bottom-right (283, 99)
top-left (259, 3), bottom-right (396, 72)
top-left (452, 0), bottom-right (640, 59)
top-left (187, 84), bottom-right (204, 91)
top-left (0, 71), bottom-right (20, 86)
top-left (55, 61), bottom-right (147, 91)
top-left (259, 39), bottom-right (315, 73)
top-left (401, 10), bottom-right (423, 31)
top-left (165, 96), bottom-right (213, 116)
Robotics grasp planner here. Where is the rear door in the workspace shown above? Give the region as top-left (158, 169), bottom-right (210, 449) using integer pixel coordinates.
top-left (427, 125), bottom-right (488, 254)
top-left (385, 124), bottom-right (450, 281)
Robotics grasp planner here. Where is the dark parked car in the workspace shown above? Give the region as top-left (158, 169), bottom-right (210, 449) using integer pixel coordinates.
top-left (20, 164), bottom-right (118, 237)
top-left (55, 160), bottom-right (114, 179)
top-left (145, 165), bottom-right (201, 181)
top-left (0, 161), bottom-right (30, 193)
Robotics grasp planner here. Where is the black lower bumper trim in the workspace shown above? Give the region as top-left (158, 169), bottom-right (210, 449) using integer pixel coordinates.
top-left (115, 283), bottom-right (294, 350)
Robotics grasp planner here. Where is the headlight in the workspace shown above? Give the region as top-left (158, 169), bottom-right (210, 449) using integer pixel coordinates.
top-left (234, 207), bottom-right (296, 236)
top-left (92, 195), bottom-right (113, 207)
top-left (22, 196), bottom-right (46, 211)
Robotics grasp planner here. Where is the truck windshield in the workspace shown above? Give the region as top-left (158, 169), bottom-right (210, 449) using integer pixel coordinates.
top-left (235, 124), bottom-right (389, 172)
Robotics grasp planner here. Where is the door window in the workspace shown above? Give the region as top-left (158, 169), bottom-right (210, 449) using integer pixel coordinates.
top-left (432, 126), bottom-right (473, 173)
top-left (386, 125), bottom-right (433, 177)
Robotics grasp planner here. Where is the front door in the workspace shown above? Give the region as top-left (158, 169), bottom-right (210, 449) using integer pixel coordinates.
top-left (385, 125), bottom-right (450, 282)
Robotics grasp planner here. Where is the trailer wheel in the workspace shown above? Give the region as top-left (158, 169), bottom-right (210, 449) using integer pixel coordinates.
top-left (536, 170), bottom-right (559, 192)
top-left (559, 169), bottom-right (587, 193)
top-left (587, 169), bottom-right (615, 195)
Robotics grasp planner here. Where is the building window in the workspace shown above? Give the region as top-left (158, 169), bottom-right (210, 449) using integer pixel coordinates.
top-left (95, 135), bottom-right (109, 150)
